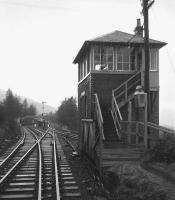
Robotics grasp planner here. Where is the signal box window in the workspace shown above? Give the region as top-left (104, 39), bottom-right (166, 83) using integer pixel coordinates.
top-left (117, 48), bottom-right (129, 71)
top-left (94, 46), bottom-right (114, 70)
top-left (150, 49), bottom-right (158, 71)
top-left (116, 47), bottom-right (136, 71)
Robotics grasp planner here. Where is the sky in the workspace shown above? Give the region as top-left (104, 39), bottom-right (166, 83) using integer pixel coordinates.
top-left (0, 0), bottom-right (174, 128)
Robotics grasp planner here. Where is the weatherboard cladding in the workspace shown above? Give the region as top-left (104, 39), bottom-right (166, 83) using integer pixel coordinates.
top-left (73, 30), bottom-right (166, 64)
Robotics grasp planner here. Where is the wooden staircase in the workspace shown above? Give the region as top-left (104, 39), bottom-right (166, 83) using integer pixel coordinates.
top-left (100, 72), bottom-right (144, 170)
top-left (102, 107), bottom-right (118, 143)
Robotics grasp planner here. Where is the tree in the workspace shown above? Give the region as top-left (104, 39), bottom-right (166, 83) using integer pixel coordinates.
top-left (22, 99), bottom-right (28, 116)
top-left (56, 97), bottom-right (78, 130)
top-left (0, 103), bottom-right (5, 125)
top-left (0, 89), bottom-right (37, 139)
top-left (3, 89), bottom-right (22, 122)
top-left (46, 112), bottom-right (57, 123)
top-left (28, 104), bottom-right (37, 116)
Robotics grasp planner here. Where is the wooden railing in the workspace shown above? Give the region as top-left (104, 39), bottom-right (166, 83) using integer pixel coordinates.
top-left (113, 71), bottom-right (141, 107)
top-left (81, 119), bottom-right (103, 174)
top-left (120, 121), bottom-right (175, 147)
top-left (94, 93), bottom-right (105, 140)
top-left (80, 94), bottom-right (105, 174)
top-left (111, 92), bottom-right (123, 139)
top-left (111, 72), bottom-right (141, 140)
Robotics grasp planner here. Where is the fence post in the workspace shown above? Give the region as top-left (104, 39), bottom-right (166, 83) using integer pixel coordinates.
top-left (99, 127), bottom-right (103, 177)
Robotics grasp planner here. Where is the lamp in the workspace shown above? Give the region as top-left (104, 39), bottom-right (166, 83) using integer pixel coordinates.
top-left (134, 85), bottom-right (148, 149)
top-left (134, 85), bottom-right (146, 107)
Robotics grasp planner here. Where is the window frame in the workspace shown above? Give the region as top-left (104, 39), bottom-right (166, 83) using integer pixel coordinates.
top-left (150, 49), bottom-right (158, 71)
top-left (94, 46), bottom-right (114, 70)
top-left (116, 47), bottom-right (136, 71)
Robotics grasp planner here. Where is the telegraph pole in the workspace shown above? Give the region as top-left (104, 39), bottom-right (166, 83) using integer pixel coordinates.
top-left (142, 0), bottom-right (154, 120)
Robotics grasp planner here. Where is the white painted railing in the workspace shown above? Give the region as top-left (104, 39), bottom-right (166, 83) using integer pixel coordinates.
top-left (113, 71), bottom-right (141, 106)
top-left (94, 93), bottom-right (105, 140)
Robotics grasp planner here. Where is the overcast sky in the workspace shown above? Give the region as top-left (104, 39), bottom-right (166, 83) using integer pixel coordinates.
top-left (0, 0), bottom-right (174, 128)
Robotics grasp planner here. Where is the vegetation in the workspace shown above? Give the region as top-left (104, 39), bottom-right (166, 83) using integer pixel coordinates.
top-left (102, 164), bottom-right (167, 200)
top-left (0, 89), bottom-right (37, 140)
top-left (56, 97), bottom-right (78, 130)
top-left (144, 133), bottom-right (175, 164)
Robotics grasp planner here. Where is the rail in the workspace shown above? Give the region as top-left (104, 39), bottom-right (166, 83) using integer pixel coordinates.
top-left (37, 138), bottom-right (42, 200)
top-left (53, 128), bottom-right (61, 200)
top-left (94, 93), bottom-right (105, 140)
top-left (0, 128), bottom-right (49, 187)
top-left (0, 129), bottom-right (25, 168)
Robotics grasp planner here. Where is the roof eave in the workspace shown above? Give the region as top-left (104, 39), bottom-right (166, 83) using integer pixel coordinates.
top-left (73, 41), bottom-right (90, 64)
top-left (73, 40), bottom-right (167, 64)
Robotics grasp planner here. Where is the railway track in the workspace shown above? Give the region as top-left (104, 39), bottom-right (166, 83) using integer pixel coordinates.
top-left (0, 127), bottom-right (81, 200)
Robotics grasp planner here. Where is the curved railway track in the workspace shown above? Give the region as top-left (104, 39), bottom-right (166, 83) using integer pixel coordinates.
top-left (0, 127), bottom-right (81, 200)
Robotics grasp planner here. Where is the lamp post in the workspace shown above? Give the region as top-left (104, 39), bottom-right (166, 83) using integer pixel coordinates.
top-left (134, 85), bottom-right (148, 149)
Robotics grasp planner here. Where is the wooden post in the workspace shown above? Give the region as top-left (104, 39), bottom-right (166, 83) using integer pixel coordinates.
top-left (127, 101), bottom-right (132, 144)
top-left (99, 127), bottom-right (103, 177)
top-left (142, 0), bottom-right (154, 121)
top-left (80, 121), bottom-right (83, 152)
top-left (136, 122), bottom-right (139, 145)
top-left (125, 83), bottom-right (127, 102)
top-left (144, 93), bottom-right (148, 149)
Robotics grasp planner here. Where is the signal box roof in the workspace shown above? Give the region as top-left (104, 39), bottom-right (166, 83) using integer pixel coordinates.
top-left (73, 30), bottom-right (166, 64)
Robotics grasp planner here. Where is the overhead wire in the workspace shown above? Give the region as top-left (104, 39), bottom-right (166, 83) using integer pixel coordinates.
top-left (151, 6), bottom-right (175, 75)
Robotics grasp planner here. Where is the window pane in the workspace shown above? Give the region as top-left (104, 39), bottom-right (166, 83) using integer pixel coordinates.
top-left (123, 63), bottom-right (129, 70)
top-left (108, 55), bottom-right (113, 62)
top-left (106, 47), bottom-right (113, 54)
top-left (150, 51), bottom-right (157, 70)
top-left (108, 63), bottom-right (113, 70)
top-left (130, 55), bottom-right (135, 70)
top-left (123, 55), bottom-right (129, 62)
top-left (101, 54), bottom-right (105, 63)
top-left (117, 48), bottom-right (122, 54)
top-left (94, 54), bottom-right (100, 62)
top-left (122, 48), bottom-right (130, 54)
top-left (117, 63), bottom-right (122, 70)
top-left (94, 46), bottom-right (100, 54)
top-left (101, 47), bottom-right (105, 54)
top-left (117, 55), bottom-right (122, 62)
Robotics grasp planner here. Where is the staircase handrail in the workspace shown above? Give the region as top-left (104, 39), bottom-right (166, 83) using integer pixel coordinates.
top-left (113, 71), bottom-right (141, 94)
top-left (122, 121), bottom-right (174, 135)
top-left (111, 92), bottom-right (123, 139)
top-left (113, 71), bottom-right (141, 104)
top-left (112, 92), bottom-right (123, 121)
top-left (94, 93), bottom-right (105, 140)
top-left (147, 122), bottom-right (175, 134)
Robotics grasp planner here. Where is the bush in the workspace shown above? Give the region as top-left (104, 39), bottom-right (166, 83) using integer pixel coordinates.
top-left (146, 133), bottom-right (175, 164)
top-left (103, 163), bottom-right (167, 200)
